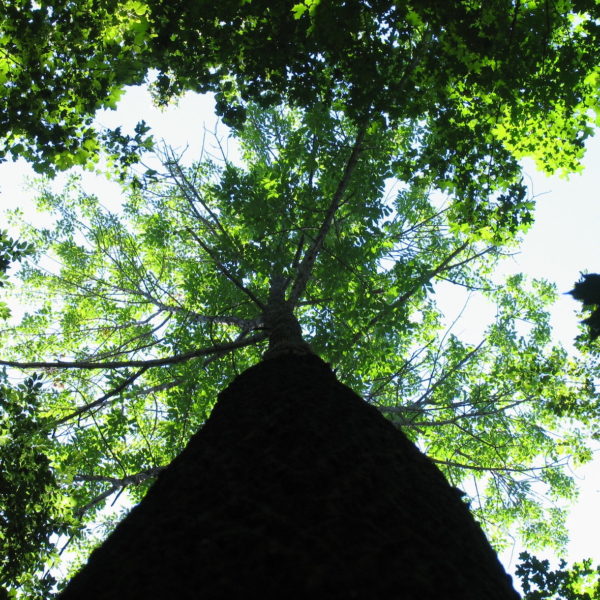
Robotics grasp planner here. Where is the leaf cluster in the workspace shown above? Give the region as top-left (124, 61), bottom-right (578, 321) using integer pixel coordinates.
top-left (0, 230), bottom-right (34, 319)
top-left (569, 273), bottom-right (600, 340)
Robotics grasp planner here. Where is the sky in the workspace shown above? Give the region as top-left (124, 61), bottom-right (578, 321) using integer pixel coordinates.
top-left (0, 86), bottom-right (599, 578)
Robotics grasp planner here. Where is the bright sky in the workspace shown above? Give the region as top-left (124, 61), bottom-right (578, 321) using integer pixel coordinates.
top-left (0, 86), bottom-right (598, 579)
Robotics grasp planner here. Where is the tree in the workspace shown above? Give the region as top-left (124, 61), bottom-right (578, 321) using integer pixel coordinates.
top-left (0, 234), bottom-right (76, 599)
top-left (0, 372), bottom-right (77, 600)
top-left (2, 0), bottom-right (600, 596)
top-left (56, 351), bottom-right (521, 599)
top-left (1, 104), bottom-right (598, 596)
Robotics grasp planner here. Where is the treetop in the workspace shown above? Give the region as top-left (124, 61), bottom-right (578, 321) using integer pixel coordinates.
top-left (1, 0), bottom-right (599, 175)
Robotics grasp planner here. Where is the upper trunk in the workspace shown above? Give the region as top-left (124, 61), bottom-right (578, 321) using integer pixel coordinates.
top-left (58, 353), bottom-right (519, 599)
top-left (262, 273), bottom-right (313, 359)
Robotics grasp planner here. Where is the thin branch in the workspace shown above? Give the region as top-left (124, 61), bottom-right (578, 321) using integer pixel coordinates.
top-left (348, 241), bottom-right (470, 348)
top-left (412, 340), bottom-right (485, 408)
top-left (75, 486), bottom-right (117, 517)
top-left (418, 291), bottom-right (473, 397)
top-left (388, 399), bottom-right (531, 428)
top-left (132, 378), bottom-right (185, 398)
top-left (0, 332), bottom-right (267, 370)
top-left (74, 466), bottom-right (166, 486)
top-left (444, 245), bottom-right (497, 271)
top-left (185, 227), bottom-right (266, 310)
top-left (429, 458), bottom-right (551, 474)
top-left (116, 283), bottom-right (256, 328)
top-left (74, 466), bottom-right (165, 516)
top-left (57, 331), bottom-right (253, 426)
top-left (54, 366), bottom-right (151, 426)
top-left (0, 47), bottom-right (22, 68)
top-left (365, 339), bottom-right (436, 402)
top-left (161, 145), bottom-right (236, 248)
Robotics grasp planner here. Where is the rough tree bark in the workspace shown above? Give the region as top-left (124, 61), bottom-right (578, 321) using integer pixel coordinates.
top-left (57, 348), bottom-right (520, 599)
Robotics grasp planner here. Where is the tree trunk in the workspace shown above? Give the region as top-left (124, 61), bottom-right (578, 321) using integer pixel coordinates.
top-left (58, 353), bottom-right (519, 599)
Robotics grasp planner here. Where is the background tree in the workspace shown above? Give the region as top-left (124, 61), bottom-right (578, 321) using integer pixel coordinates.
top-left (1, 104), bottom-right (598, 595)
top-left (0, 233), bottom-right (76, 599)
top-left (1, 0), bottom-right (599, 179)
top-left (0, 372), bottom-right (78, 600)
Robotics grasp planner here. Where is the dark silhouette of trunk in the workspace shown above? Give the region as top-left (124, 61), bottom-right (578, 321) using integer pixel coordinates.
top-left (58, 351), bottom-right (519, 599)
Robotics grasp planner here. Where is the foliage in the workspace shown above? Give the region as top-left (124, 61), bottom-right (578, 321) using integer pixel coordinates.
top-left (516, 552), bottom-right (600, 600)
top-left (0, 371), bottom-right (77, 600)
top-left (1, 103), bottom-right (598, 594)
top-left (0, 231), bottom-right (33, 319)
top-left (1, 1), bottom-right (599, 176)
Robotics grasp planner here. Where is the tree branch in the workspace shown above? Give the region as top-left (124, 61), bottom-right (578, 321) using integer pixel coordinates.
top-left (289, 127), bottom-right (366, 306)
top-left (185, 227), bottom-right (266, 310)
top-left (0, 332), bottom-right (267, 370)
top-left (74, 466), bottom-right (166, 516)
top-left (161, 145), bottom-right (238, 249)
top-left (411, 340), bottom-right (485, 409)
top-left (429, 457), bottom-right (553, 474)
top-left (54, 366), bottom-right (151, 426)
top-left (117, 284), bottom-right (257, 329)
top-left (75, 466), bottom-right (166, 486)
top-left (348, 240), bottom-right (471, 349)
top-left (383, 399), bottom-right (530, 428)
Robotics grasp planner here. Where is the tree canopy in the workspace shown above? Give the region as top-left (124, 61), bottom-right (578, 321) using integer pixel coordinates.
top-left (1, 0), bottom-right (599, 177)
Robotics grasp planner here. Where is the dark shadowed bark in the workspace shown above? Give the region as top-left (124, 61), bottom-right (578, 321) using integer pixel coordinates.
top-left (58, 352), bottom-right (519, 599)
